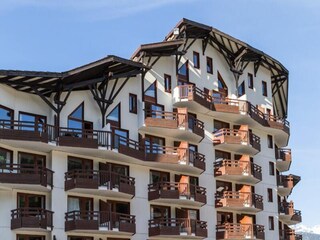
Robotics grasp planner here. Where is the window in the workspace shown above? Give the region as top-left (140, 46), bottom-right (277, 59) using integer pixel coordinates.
top-left (17, 235), bottom-right (46, 240)
top-left (206, 57), bottom-right (213, 74)
top-left (106, 103), bottom-right (120, 128)
top-left (144, 81), bottom-right (157, 103)
top-left (269, 162), bottom-right (275, 176)
top-left (145, 135), bottom-right (165, 154)
top-left (0, 147), bottom-right (13, 166)
top-left (150, 205), bottom-right (170, 219)
top-left (214, 71), bottom-right (228, 98)
top-left (68, 156), bottom-right (93, 171)
top-left (262, 81), bottom-right (268, 96)
top-left (238, 81), bottom-right (245, 97)
top-left (164, 74), bottom-right (172, 93)
top-left (145, 103), bottom-right (164, 119)
top-left (19, 112), bottom-right (46, 132)
top-left (248, 73), bottom-right (254, 89)
top-left (268, 216), bottom-right (274, 230)
top-left (129, 94), bottom-right (137, 114)
top-left (267, 135), bottom-right (273, 148)
top-left (267, 188), bottom-right (273, 202)
top-left (215, 150), bottom-right (231, 160)
top-left (214, 120), bottom-right (230, 133)
top-left (178, 61), bottom-right (189, 83)
top-left (193, 51), bottom-right (200, 69)
top-left (113, 128), bottom-right (129, 149)
top-left (67, 196), bottom-right (93, 213)
top-left (68, 102), bottom-right (84, 129)
top-left (150, 170), bottom-right (170, 184)
top-left (68, 237), bottom-right (93, 240)
top-left (0, 104), bottom-right (13, 123)
top-left (18, 193), bottom-right (45, 209)
top-left (18, 152), bottom-right (46, 167)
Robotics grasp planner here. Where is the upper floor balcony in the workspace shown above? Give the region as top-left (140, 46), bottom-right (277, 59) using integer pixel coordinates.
top-left (279, 202), bottom-right (302, 225)
top-left (0, 120), bottom-right (205, 174)
top-left (148, 218), bottom-right (207, 239)
top-left (0, 163), bottom-right (53, 192)
top-left (277, 174), bottom-right (301, 197)
top-left (173, 85), bottom-right (289, 147)
top-left (139, 109), bottom-right (204, 143)
top-left (213, 128), bottom-right (261, 155)
top-left (65, 210), bottom-right (135, 236)
top-left (276, 148), bottom-right (292, 172)
top-left (216, 223), bottom-right (265, 240)
top-left (214, 159), bottom-right (262, 184)
top-left (65, 169), bottom-right (135, 199)
top-left (280, 229), bottom-right (303, 240)
top-left (148, 181), bottom-right (206, 207)
top-left (145, 146), bottom-right (205, 174)
top-left (215, 191), bottom-right (263, 213)
top-left (11, 208), bottom-right (53, 231)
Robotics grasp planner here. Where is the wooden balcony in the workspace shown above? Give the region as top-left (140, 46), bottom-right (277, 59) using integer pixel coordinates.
top-left (277, 174), bottom-right (301, 196)
top-left (216, 223), bottom-right (265, 240)
top-left (145, 146), bottom-right (205, 174)
top-left (65, 211), bottom-right (135, 236)
top-left (0, 121), bottom-right (205, 174)
top-left (0, 164), bottom-right (53, 191)
top-left (213, 129), bottom-right (261, 155)
top-left (148, 182), bottom-right (206, 207)
top-left (214, 159), bottom-right (262, 184)
top-left (215, 191), bottom-right (263, 213)
top-left (172, 85), bottom-right (289, 147)
top-left (65, 170), bottom-right (135, 199)
top-left (280, 229), bottom-right (302, 240)
top-left (279, 202), bottom-right (302, 225)
top-left (149, 218), bottom-right (207, 239)
top-left (141, 109), bottom-right (204, 143)
top-left (11, 208), bottom-right (53, 231)
top-left (276, 148), bottom-right (292, 172)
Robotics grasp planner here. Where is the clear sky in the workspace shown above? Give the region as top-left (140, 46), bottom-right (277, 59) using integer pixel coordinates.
top-left (0, 0), bottom-right (318, 228)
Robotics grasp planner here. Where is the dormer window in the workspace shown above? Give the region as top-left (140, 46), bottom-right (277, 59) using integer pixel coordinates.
top-left (68, 102), bottom-right (84, 129)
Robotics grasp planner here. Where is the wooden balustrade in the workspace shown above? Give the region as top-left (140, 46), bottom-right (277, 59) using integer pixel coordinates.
top-left (0, 163), bottom-right (53, 188)
top-left (216, 191), bottom-right (263, 210)
top-left (11, 208), bottom-right (53, 230)
top-left (216, 223), bottom-right (265, 239)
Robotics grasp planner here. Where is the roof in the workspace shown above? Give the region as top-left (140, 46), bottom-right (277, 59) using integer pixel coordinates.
top-left (0, 55), bottom-right (147, 97)
top-left (165, 18), bottom-right (289, 118)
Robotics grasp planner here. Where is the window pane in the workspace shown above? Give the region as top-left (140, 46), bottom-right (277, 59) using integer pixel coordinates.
top-left (0, 148), bottom-right (11, 165)
top-left (0, 106), bottom-right (12, 121)
top-left (178, 62), bottom-right (188, 76)
top-left (107, 105), bottom-right (119, 122)
top-left (145, 82), bottom-right (156, 98)
top-left (70, 104), bottom-right (83, 120)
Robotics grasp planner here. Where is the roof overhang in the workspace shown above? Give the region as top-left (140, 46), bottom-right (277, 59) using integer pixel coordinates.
top-left (166, 18), bottom-right (289, 118)
top-left (0, 55), bottom-right (148, 97)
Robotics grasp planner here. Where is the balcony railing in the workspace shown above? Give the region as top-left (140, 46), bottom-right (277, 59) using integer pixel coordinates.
top-left (279, 202), bottom-right (302, 223)
top-left (144, 109), bottom-right (204, 139)
top-left (65, 210), bottom-right (135, 233)
top-left (0, 120), bottom-right (206, 171)
top-left (276, 148), bottom-right (292, 171)
top-left (214, 160), bottom-right (262, 182)
top-left (11, 208), bottom-right (53, 230)
top-left (213, 129), bottom-right (261, 152)
top-left (175, 85), bottom-right (289, 134)
top-left (279, 229), bottom-right (302, 240)
top-left (215, 191), bottom-right (263, 211)
top-left (148, 182), bottom-right (206, 204)
top-left (64, 169), bottom-right (135, 195)
top-left (0, 163), bottom-right (53, 188)
top-left (149, 218), bottom-right (207, 238)
top-left (145, 146), bottom-right (205, 171)
top-left (216, 223), bottom-right (265, 239)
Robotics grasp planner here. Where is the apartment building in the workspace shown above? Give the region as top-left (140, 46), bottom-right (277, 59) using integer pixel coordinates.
top-left (0, 18), bottom-right (301, 240)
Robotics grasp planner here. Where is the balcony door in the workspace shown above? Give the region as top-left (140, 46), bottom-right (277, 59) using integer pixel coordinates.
top-left (99, 162), bottom-right (129, 188)
top-left (68, 102), bottom-right (93, 138)
top-left (100, 200), bottom-right (130, 229)
top-left (145, 103), bottom-right (164, 119)
top-left (18, 152), bottom-right (46, 173)
top-left (217, 211), bottom-right (233, 225)
top-left (68, 237), bottom-right (93, 240)
top-left (68, 156), bottom-right (93, 172)
top-left (150, 170), bottom-right (170, 184)
top-left (17, 235), bottom-right (45, 240)
top-left (176, 208), bottom-right (199, 234)
top-left (214, 120), bottom-right (230, 133)
top-left (145, 135), bottom-right (165, 154)
top-left (17, 193), bottom-right (46, 218)
top-left (150, 205), bottom-right (170, 220)
top-left (19, 112), bottom-right (46, 132)
top-left (67, 196), bottom-right (93, 220)
top-left (175, 175), bottom-right (198, 197)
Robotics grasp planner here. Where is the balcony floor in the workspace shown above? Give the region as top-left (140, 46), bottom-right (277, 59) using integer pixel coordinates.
top-left (66, 187), bottom-right (133, 200)
top-left (149, 197), bottom-right (204, 208)
top-left (215, 174), bottom-right (261, 185)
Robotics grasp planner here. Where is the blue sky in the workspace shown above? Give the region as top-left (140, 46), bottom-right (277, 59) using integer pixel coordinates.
top-left (0, 0), bottom-right (318, 228)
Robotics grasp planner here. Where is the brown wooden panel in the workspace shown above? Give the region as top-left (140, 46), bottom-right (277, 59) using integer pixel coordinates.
top-left (59, 136), bottom-right (98, 148)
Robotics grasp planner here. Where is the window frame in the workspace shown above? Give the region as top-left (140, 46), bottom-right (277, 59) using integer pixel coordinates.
top-left (269, 162), bottom-right (275, 176)
top-left (268, 216), bottom-right (274, 230)
top-left (262, 81), bottom-right (268, 97)
top-left (238, 81), bottom-right (245, 97)
top-left (248, 73), bottom-right (254, 89)
top-left (267, 188), bottom-right (273, 202)
top-left (144, 80), bottom-right (157, 103)
top-left (193, 51), bottom-right (200, 69)
top-left (129, 93), bottom-right (137, 114)
top-left (267, 135), bottom-right (273, 149)
top-left (164, 74), bottom-right (172, 93)
top-left (106, 103), bottom-right (121, 129)
top-left (206, 56), bottom-right (213, 74)
top-left (0, 146), bottom-right (13, 166)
